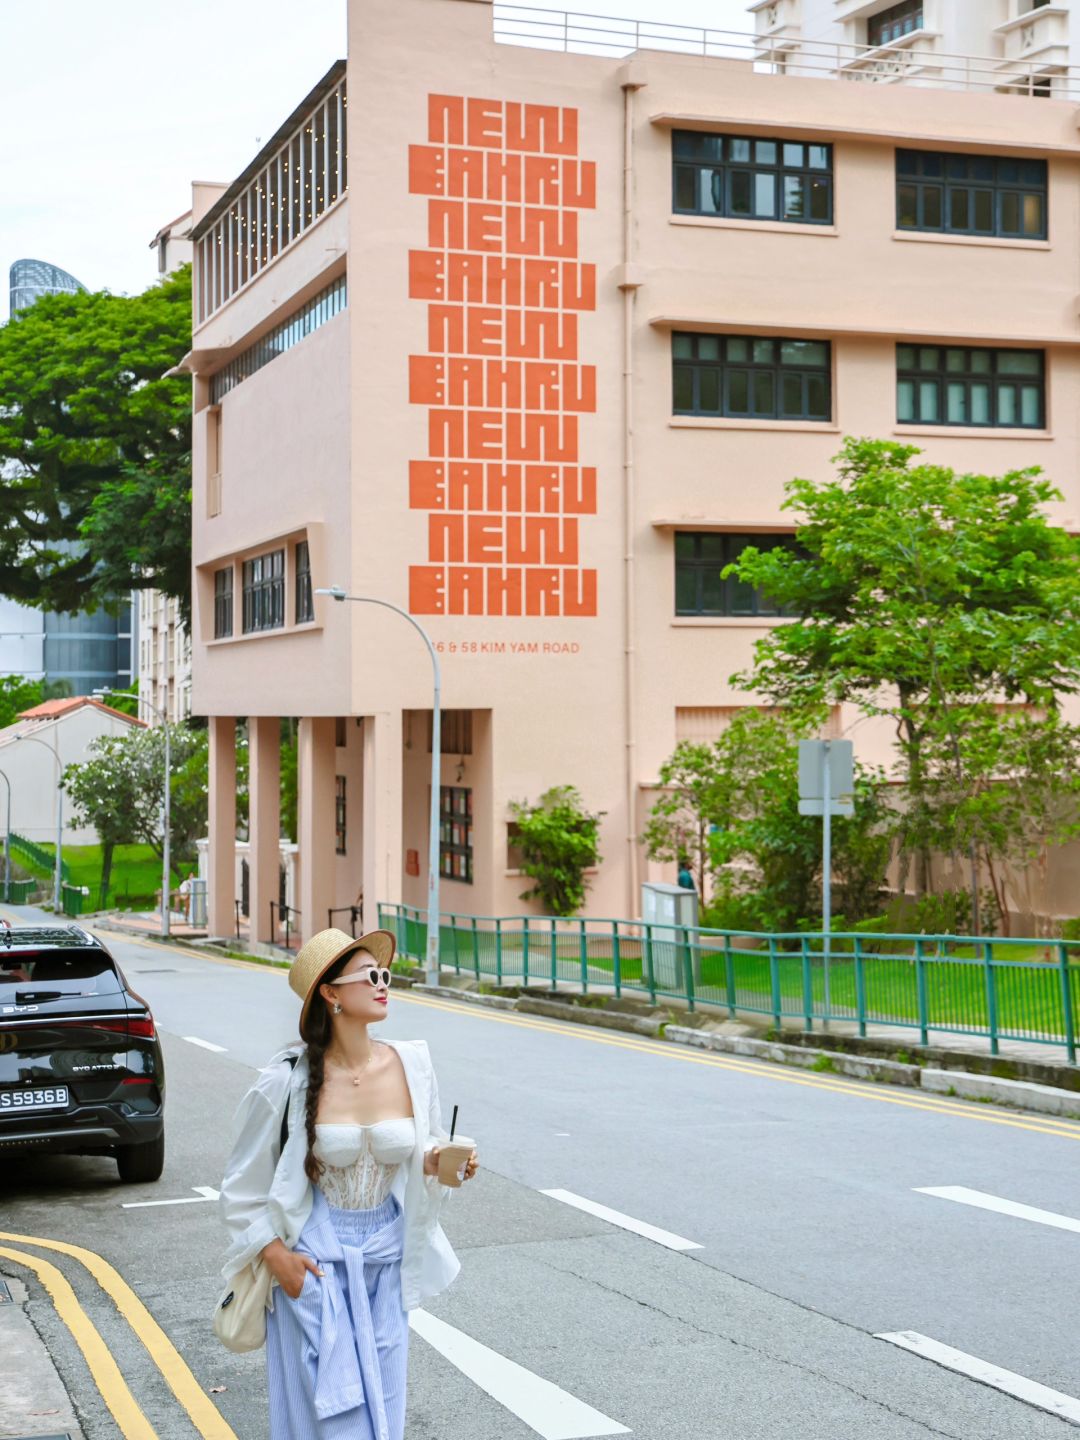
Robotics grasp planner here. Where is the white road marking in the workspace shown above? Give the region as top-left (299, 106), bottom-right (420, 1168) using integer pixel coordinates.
top-left (916, 1186), bottom-right (1080, 1235)
top-left (541, 1189), bottom-right (702, 1252)
top-left (182, 1036), bottom-right (227, 1053)
top-left (122, 1186), bottom-right (220, 1210)
top-left (876, 1331), bottom-right (1080, 1425)
top-left (410, 1308), bottom-right (630, 1439)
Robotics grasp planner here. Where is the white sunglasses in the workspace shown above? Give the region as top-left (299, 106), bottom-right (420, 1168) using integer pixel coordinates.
top-left (333, 967), bottom-right (392, 989)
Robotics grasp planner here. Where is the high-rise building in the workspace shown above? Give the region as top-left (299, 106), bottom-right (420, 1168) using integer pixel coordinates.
top-left (188, 0), bottom-right (1080, 942)
top-left (8, 258), bottom-right (84, 316)
top-left (3, 259), bottom-right (136, 697)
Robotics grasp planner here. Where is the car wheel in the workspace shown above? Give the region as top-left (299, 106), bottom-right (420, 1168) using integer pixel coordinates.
top-left (116, 1132), bottom-right (165, 1183)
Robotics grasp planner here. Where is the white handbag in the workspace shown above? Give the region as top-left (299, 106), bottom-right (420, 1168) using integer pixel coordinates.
top-left (212, 1055), bottom-right (297, 1352)
top-left (213, 1260), bottom-right (275, 1353)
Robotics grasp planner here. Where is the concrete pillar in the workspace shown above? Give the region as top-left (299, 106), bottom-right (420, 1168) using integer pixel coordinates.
top-left (298, 716), bottom-right (336, 942)
top-left (249, 716), bottom-right (280, 944)
top-left (362, 710), bottom-right (404, 933)
top-left (208, 716), bottom-right (236, 938)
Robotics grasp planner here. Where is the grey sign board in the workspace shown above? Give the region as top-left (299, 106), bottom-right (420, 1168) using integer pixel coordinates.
top-left (797, 739), bottom-right (855, 817)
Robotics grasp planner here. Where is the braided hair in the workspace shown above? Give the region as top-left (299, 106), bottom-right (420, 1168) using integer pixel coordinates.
top-left (299, 954), bottom-right (350, 1185)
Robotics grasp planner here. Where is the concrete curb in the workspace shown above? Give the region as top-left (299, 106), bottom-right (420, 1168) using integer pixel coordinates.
top-left (664, 1026), bottom-right (922, 1086)
top-left (665, 1025), bottom-right (1080, 1118)
top-left (921, 1067), bottom-right (1080, 1119)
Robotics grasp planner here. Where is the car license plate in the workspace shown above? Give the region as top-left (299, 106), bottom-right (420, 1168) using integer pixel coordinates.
top-left (0, 1086), bottom-right (69, 1112)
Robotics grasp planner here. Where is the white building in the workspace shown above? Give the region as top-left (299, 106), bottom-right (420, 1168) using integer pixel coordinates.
top-left (753, 0), bottom-right (1077, 97)
top-left (0, 697), bottom-right (145, 847)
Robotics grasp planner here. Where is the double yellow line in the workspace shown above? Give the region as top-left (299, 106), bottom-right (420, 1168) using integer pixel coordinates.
top-left (0, 1231), bottom-right (237, 1440)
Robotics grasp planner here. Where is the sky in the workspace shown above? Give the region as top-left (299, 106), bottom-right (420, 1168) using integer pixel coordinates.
top-left (0, 0), bottom-right (750, 321)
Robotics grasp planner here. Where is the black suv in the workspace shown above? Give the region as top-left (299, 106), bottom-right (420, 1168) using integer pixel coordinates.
top-left (0, 924), bottom-right (165, 1182)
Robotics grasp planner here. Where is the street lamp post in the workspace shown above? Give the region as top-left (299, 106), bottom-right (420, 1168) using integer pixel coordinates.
top-left (95, 689), bottom-right (172, 939)
top-left (315, 587), bottom-right (442, 986)
top-left (17, 734), bottom-right (63, 911)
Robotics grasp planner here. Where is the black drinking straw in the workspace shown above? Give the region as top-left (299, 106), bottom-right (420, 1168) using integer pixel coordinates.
top-left (450, 1105), bottom-right (459, 1141)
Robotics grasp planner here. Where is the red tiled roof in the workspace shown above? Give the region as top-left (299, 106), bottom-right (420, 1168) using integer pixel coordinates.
top-left (17, 697), bottom-right (145, 726)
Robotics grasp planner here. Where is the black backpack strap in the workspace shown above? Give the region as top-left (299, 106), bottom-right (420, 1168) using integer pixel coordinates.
top-left (279, 1053), bottom-right (299, 1156)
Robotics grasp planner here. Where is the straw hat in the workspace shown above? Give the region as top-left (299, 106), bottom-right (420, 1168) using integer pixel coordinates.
top-left (289, 927), bottom-right (396, 1035)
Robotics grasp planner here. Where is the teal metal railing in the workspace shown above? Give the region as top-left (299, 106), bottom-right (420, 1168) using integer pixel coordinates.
top-left (379, 903), bottom-right (1080, 1064)
top-left (10, 833), bottom-right (71, 885)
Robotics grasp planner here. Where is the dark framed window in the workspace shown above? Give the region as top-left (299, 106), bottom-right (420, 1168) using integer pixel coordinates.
top-left (868, 0), bottom-right (923, 47)
top-left (673, 332), bottom-right (831, 421)
top-left (428, 709), bottom-right (473, 755)
top-left (675, 532), bottom-right (796, 618)
top-left (213, 567), bottom-right (233, 639)
top-left (439, 786), bottom-right (473, 884)
top-left (896, 345), bottom-right (1045, 428)
top-left (241, 549), bottom-right (285, 633)
top-left (896, 151), bottom-right (1047, 239)
top-left (295, 540), bottom-right (313, 623)
top-left (335, 776), bottom-right (347, 855)
top-left (673, 131), bottom-right (832, 225)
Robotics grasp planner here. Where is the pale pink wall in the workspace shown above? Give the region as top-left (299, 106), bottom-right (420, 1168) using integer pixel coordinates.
top-left (192, 309), bottom-right (352, 719)
top-left (345, 0), bottom-right (631, 917)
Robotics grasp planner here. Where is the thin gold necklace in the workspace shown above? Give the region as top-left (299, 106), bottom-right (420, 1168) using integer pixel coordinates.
top-left (326, 1049), bottom-right (376, 1087)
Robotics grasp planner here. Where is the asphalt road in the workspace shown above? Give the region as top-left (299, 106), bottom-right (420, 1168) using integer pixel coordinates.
top-left (1, 920), bottom-right (1079, 1440)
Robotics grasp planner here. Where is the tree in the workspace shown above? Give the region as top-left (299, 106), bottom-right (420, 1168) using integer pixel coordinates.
top-left (640, 742), bottom-right (724, 899)
top-left (0, 266), bottom-right (192, 620)
top-left (61, 740), bottom-right (144, 907)
top-left (644, 713), bottom-right (894, 932)
top-left (728, 439), bottom-right (1080, 926)
top-left (63, 725), bottom-right (212, 902)
top-left (509, 786), bottom-right (604, 916)
top-left (0, 676), bottom-right (44, 730)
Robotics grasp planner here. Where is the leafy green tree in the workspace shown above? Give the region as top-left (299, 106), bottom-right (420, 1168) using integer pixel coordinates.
top-left (63, 725), bottom-right (212, 903)
top-left (640, 742), bottom-right (725, 899)
top-left (60, 741), bottom-right (144, 906)
top-left (645, 712), bottom-right (894, 932)
top-left (0, 266), bottom-right (192, 619)
top-left (728, 438), bottom-right (1080, 925)
top-left (0, 676), bottom-right (44, 730)
top-left (509, 786), bottom-right (603, 916)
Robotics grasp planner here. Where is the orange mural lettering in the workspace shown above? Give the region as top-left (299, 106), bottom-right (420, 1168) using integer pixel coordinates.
top-left (408, 93), bottom-right (597, 618)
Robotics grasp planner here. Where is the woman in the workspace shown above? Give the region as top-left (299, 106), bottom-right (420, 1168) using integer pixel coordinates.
top-left (219, 927), bottom-right (478, 1440)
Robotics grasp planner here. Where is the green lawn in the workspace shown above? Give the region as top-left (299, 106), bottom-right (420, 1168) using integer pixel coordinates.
top-left (24, 843), bottom-right (182, 908)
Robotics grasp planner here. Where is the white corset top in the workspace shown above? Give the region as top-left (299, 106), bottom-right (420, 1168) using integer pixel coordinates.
top-left (314, 1119), bottom-right (416, 1211)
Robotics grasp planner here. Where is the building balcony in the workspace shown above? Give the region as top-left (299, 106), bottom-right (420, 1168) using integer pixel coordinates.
top-left (993, 5), bottom-right (1069, 72)
top-left (749, 0), bottom-right (802, 58)
top-left (836, 25), bottom-right (945, 86)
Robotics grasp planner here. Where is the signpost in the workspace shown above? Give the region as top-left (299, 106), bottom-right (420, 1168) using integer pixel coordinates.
top-left (798, 739), bottom-right (854, 1026)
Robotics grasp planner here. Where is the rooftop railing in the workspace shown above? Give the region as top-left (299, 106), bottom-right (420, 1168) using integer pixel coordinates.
top-left (492, 5), bottom-right (1080, 100)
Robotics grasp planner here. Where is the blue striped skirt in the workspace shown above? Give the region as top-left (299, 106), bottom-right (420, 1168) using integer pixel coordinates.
top-left (266, 1189), bottom-right (408, 1440)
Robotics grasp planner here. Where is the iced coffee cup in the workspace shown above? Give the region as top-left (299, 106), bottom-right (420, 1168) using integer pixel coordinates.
top-left (437, 1136), bottom-right (475, 1188)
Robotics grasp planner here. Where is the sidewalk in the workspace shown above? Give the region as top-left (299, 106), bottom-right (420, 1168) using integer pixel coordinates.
top-left (0, 1275), bottom-right (84, 1440)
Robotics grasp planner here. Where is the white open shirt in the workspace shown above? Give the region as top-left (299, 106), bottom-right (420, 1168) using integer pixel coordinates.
top-left (219, 1037), bottom-right (460, 1311)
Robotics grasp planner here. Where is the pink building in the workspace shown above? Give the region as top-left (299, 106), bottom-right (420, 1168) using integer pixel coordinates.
top-left (188, 0), bottom-right (1080, 943)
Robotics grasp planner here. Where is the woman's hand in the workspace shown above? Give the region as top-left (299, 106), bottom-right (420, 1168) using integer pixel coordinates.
top-left (424, 1146), bottom-right (480, 1181)
top-left (260, 1238), bottom-right (323, 1299)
